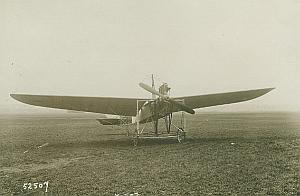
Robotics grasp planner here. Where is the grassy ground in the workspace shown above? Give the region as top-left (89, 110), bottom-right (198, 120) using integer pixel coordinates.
top-left (0, 112), bottom-right (299, 195)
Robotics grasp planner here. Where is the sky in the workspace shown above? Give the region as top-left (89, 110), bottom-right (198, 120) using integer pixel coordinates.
top-left (1, 0), bottom-right (300, 114)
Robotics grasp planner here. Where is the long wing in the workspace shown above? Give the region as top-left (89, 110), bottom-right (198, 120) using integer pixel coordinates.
top-left (174, 88), bottom-right (274, 110)
top-left (10, 94), bottom-right (148, 116)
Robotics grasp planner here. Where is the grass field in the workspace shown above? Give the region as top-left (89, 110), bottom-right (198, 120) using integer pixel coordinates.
top-left (0, 112), bottom-right (299, 195)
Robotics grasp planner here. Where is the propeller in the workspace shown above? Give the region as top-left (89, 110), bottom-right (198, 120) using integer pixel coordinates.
top-left (139, 82), bottom-right (166, 98)
top-left (168, 99), bottom-right (195, 114)
top-left (139, 82), bottom-right (195, 114)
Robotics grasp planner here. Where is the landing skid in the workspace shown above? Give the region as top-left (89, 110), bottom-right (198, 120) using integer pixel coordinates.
top-left (132, 127), bottom-right (186, 146)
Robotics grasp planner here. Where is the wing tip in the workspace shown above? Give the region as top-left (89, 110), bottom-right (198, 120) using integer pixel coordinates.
top-left (10, 93), bottom-right (18, 100)
top-left (253, 87), bottom-right (275, 98)
top-left (265, 87), bottom-right (275, 93)
top-left (10, 94), bottom-right (28, 104)
top-left (10, 94), bottom-right (33, 104)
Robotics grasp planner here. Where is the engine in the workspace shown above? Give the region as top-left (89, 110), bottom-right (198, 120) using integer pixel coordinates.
top-left (159, 83), bottom-right (171, 96)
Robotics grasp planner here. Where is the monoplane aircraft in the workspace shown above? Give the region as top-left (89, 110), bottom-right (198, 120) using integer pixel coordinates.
top-left (10, 76), bottom-right (274, 145)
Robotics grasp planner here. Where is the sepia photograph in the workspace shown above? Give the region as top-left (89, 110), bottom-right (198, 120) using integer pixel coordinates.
top-left (1, 0), bottom-right (299, 195)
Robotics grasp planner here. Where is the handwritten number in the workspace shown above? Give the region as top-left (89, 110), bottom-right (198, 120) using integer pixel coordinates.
top-left (23, 181), bottom-right (48, 192)
top-left (23, 183), bottom-right (27, 190)
top-left (44, 181), bottom-right (49, 193)
top-left (28, 183), bottom-right (32, 190)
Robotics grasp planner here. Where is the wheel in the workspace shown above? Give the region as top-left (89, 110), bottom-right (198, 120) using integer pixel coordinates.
top-left (177, 128), bottom-right (185, 143)
top-left (133, 137), bottom-right (138, 146)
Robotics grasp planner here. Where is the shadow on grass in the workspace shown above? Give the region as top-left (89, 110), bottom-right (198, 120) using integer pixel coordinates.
top-left (50, 138), bottom-right (177, 149)
top-left (47, 135), bottom-right (290, 149)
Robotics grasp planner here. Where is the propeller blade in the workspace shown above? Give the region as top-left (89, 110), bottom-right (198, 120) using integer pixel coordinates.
top-left (139, 82), bottom-right (195, 114)
top-left (139, 82), bottom-right (166, 98)
top-left (169, 99), bottom-right (195, 114)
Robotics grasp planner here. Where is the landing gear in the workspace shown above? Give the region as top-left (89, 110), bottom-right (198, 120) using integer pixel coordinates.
top-left (164, 113), bottom-right (172, 134)
top-left (176, 127), bottom-right (186, 143)
top-left (153, 119), bottom-right (158, 136)
top-left (132, 128), bottom-right (140, 146)
top-left (133, 99), bottom-right (187, 146)
top-left (133, 135), bottom-right (139, 146)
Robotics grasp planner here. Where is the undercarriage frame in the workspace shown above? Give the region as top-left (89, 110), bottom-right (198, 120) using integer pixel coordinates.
top-left (133, 99), bottom-right (187, 146)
